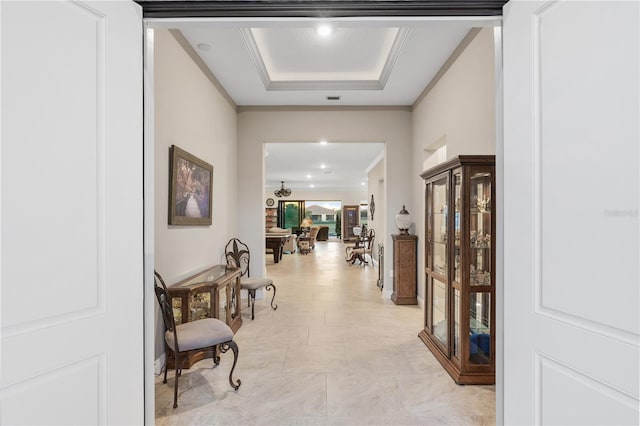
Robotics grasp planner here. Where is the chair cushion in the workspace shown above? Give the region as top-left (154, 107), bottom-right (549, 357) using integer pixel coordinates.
top-left (352, 248), bottom-right (371, 254)
top-left (241, 277), bottom-right (273, 290)
top-left (165, 318), bottom-right (233, 352)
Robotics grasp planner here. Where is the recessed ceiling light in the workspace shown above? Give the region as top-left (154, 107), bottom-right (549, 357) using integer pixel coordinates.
top-left (317, 24), bottom-right (332, 37)
top-left (320, 164), bottom-right (326, 169)
top-left (319, 140), bottom-right (328, 145)
top-left (310, 184), bottom-right (315, 188)
top-left (307, 174), bottom-right (312, 179)
top-left (197, 43), bottom-right (211, 51)
top-left (361, 182), bottom-right (366, 186)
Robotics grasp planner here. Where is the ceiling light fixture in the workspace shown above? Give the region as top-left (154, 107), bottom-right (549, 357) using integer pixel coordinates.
top-left (319, 140), bottom-right (328, 145)
top-left (307, 174), bottom-right (312, 179)
top-left (274, 181), bottom-right (292, 198)
top-left (317, 24), bottom-right (333, 37)
top-left (197, 43), bottom-right (212, 51)
top-left (320, 164), bottom-right (326, 169)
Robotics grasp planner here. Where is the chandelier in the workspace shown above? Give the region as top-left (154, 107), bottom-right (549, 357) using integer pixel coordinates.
top-left (274, 181), bottom-right (292, 197)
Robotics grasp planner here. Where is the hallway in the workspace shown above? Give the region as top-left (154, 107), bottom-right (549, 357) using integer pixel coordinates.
top-left (155, 241), bottom-right (495, 425)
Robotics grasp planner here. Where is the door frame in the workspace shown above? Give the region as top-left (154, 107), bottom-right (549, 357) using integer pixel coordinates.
top-left (140, 2), bottom-right (507, 424)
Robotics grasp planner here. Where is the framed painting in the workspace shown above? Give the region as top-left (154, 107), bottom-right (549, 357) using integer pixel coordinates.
top-left (169, 145), bottom-right (213, 225)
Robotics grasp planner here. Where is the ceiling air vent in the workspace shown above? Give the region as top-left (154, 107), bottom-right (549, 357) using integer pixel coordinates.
top-left (326, 96), bottom-right (341, 101)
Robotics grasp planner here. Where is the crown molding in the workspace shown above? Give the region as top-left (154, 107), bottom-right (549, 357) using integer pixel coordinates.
top-left (240, 27), bottom-right (410, 92)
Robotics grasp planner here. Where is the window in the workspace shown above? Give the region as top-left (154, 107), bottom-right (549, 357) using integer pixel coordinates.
top-left (305, 200), bottom-right (341, 236)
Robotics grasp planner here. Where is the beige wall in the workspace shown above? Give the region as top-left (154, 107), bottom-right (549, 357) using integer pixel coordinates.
top-left (238, 107), bottom-right (412, 291)
top-left (153, 29), bottom-right (238, 356)
top-left (411, 27), bottom-right (497, 306)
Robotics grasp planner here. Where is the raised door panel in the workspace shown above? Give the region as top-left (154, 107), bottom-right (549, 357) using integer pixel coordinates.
top-left (504, 0), bottom-right (639, 423)
top-left (0, 2), bottom-right (143, 424)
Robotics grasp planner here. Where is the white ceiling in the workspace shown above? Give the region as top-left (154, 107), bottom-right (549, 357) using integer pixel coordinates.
top-left (176, 18), bottom-right (487, 106)
top-left (161, 17), bottom-right (496, 191)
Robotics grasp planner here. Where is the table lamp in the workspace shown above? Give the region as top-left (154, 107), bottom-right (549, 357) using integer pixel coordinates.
top-left (395, 205), bottom-right (412, 235)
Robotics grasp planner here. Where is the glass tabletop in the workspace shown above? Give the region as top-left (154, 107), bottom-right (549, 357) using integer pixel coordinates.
top-left (174, 265), bottom-right (232, 287)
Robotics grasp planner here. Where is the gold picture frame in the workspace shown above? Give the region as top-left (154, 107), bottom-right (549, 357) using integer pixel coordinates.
top-left (169, 145), bottom-right (213, 226)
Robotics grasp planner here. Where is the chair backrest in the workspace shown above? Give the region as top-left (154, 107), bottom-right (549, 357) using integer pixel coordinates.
top-left (308, 227), bottom-right (319, 240)
top-left (154, 271), bottom-right (180, 351)
top-left (225, 238), bottom-right (251, 277)
top-left (366, 229), bottom-right (375, 250)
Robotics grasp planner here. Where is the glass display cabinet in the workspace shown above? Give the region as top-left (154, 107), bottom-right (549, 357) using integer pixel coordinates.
top-left (419, 155), bottom-right (495, 384)
top-left (166, 265), bottom-right (242, 369)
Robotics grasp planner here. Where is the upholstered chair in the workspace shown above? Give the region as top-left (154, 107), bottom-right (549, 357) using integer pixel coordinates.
top-left (308, 226), bottom-right (320, 249)
top-left (154, 271), bottom-right (241, 408)
top-left (225, 238), bottom-right (278, 320)
top-left (351, 229), bottom-right (376, 266)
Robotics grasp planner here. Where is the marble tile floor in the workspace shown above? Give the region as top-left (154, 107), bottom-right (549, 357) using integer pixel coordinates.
top-left (155, 241), bottom-right (495, 425)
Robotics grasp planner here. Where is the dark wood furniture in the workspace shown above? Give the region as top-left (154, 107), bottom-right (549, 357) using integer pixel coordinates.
top-left (166, 265), bottom-right (243, 369)
top-left (315, 225), bottom-right (329, 241)
top-left (419, 155), bottom-right (495, 385)
top-left (265, 235), bottom-right (289, 263)
top-left (391, 234), bottom-right (418, 305)
top-left (343, 205), bottom-right (359, 241)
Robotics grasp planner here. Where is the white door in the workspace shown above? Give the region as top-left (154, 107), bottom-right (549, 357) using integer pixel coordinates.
top-left (1, 1), bottom-right (144, 424)
top-left (503, 1), bottom-right (639, 424)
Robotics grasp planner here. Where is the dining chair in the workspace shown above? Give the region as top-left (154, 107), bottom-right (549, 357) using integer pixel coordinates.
top-left (225, 238), bottom-right (278, 320)
top-left (154, 271), bottom-right (241, 408)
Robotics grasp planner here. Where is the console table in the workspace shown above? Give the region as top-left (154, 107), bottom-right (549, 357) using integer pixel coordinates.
top-left (166, 265), bottom-right (242, 368)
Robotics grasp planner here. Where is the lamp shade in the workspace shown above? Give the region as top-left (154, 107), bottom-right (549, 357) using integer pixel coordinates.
top-left (353, 225), bottom-right (362, 236)
top-left (395, 205), bottom-right (412, 235)
top-left (300, 217), bottom-right (313, 228)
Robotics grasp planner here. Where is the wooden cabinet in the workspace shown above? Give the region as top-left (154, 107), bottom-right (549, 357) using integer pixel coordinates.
top-left (391, 234), bottom-right (418, 305)
top-left (166, 265), bottom-right (242, 368)
top-left (343, 205), bottom-right (359, 240)
top-left (419, 155), bottom-right (495, 385)
top-left (265, 207), bottom-right (277, 231)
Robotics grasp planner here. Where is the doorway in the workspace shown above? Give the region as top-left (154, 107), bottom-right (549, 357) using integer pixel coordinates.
top-left (144, 12), bottom-right (502, 424)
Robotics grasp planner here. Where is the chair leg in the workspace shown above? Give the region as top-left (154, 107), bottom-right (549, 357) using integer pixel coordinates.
top-left (213, 345), bottom-right (220, 365)
top-left (266, 283), bottom-right (278, 311)
top-left (248, 289), bottom-right (256, 320)
top-left (163, 345), bottom-right (171, 384)
top-left (173, 356), bottom-right (181, 408)
top-left (220, 341), bottom-right (241, 391)
top-left (163, 358), bottom-right (169, 384)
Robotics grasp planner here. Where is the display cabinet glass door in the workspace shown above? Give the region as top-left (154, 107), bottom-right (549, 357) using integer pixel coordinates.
top-left (467, 169), bottom-right (494, 369)
top-left (469, 172), bottom-right (492, 286)
top-left (427, 174), bottom-right (449, 352)
top-left (452, 170), bottom-right (462, 362)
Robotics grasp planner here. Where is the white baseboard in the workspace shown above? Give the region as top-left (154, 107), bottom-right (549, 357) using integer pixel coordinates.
top-left (154, 353), bottom-right (166, 375)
